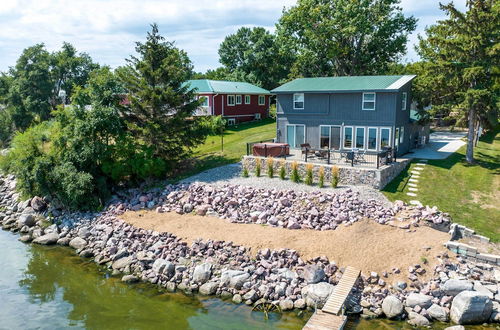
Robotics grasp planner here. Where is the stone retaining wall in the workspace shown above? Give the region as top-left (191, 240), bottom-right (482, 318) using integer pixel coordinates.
top-left (444, 224), bottom-right (500, 266)
top-left (242, 156), bottom-right (410, 190)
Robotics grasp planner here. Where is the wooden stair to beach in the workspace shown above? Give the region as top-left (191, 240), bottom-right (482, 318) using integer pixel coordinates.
top-left (303, 266), bottom-right (360, 330)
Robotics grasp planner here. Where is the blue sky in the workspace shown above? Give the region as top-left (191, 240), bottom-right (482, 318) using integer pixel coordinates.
top-left (0, 0), bottom-right (466, 73)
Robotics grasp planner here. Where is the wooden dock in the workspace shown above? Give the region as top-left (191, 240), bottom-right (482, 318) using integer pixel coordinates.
top-left (303, 266), bottom-right (360, 330)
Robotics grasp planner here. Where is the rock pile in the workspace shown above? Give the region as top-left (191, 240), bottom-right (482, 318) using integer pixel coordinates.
top-left (0, 174), bottom-right (498, 326)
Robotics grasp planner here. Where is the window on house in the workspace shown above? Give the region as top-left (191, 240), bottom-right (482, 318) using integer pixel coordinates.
top-left (355, 127), bottom-right (365, 149)
top-left (198, 96), bottom-right (208, 107)
top-left (380, 128), bottom-right (391, 149)
top-left (258, 95), bottom-right (265, 105)
top-left (236, 95), bottom-right (242, 104)
top-left (227, 118), bottom-right (236, 125)
top-left (293, 93), bottom-right (304, 109)
top-left (367, 127), bottom-right (377, 151)
top-left (395, 127), bottom-right (400, 147)
top-left (400, 126), bottom-right (405, 143)
top-left (362, 92), bottom-right (376, 110)
top-left (402, 92), bottom-right (407, 110)
top-left (343, 127), bottom-right (353, 149)
top-left (227, 95), bottom-right (235, 106)
top-left (320, 126), bottom-right (330, 149)
top-left (245, 95), bottom-right (251, 104)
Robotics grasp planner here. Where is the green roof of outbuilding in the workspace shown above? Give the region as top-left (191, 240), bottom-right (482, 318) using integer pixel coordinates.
top-left (183, 79), bottom-right (270, 94)
top-left (272, 75), bottom-right (416, 93)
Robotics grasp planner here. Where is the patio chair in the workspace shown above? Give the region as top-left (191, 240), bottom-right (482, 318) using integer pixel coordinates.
top-left (301, 143), bottom-right (311, 159)
top-left (356, 150), bottom-right (366, 163)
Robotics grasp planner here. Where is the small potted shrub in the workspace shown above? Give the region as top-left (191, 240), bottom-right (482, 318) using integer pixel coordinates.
top-left (318, 166), bottom-right (325, 188)
top-left (305, 164), bottom-right (314, 185)
top-left (267, 158), bottom-right (274, 178)
top-left (255, 158), bottom-right (261, 177)
top-left (290, 161), bottom-right (300, 183)
top-left (330, 165), bottom-right (339, 188)
top-left (279, 159), bottom-right (286, 180)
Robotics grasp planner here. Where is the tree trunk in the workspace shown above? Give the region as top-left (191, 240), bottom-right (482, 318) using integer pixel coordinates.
top-left (466, 107), bottom-right (475, 164)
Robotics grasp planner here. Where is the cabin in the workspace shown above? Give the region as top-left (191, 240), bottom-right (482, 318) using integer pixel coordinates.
top-left (272, 75), bottom-right (428, 157)
top-left (184, 79), bottom-right (271, 125)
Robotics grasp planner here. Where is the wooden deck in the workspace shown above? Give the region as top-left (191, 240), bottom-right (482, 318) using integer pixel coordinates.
top-left (303, 266), bottom-right (360, 330)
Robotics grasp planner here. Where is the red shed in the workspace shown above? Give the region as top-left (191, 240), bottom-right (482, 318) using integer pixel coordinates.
top-left (184, 79), bottom-right (271, 124)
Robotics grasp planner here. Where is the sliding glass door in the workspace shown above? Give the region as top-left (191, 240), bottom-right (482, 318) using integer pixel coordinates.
top-left (319, 126), bottom-right (342, 150)
top-left (286, 124), bottom-right (305, 148)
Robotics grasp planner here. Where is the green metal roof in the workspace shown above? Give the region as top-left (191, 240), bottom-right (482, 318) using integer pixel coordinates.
top-left (183, 79), bottom-right (270, 95)
top-left (272, 75), bottom-right (416, 93)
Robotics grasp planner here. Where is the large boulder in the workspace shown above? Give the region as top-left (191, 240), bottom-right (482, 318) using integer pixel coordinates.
top-left (300, 264), bottom-right (325, 284)
top-left (381, 295), bottom-right (404, 319)
top-left (199, 282), bottom-right (218, 295)
top-left (69, 237), bottom-right (87, 250)
top-left (152, 259), bottom-right (175, 276)
top-left (32, 232), bottom-right (59, 245)
top-left (405, 293), bottom-right (432, 309)
top-left (441, 279), bottom-right (473, 297)
top-left (193, 263), bottom-right (212, 284)
top-left (408, 311), bottom-right (430, 327)
top-left (30, 196), bottom-right (47, 212)
top-left (17, 214), bottom-right (36, 228)
top-left (428, 303), bottom-right (449, 322)
top-left (112, 256), bottom-right (134, 270)
top-left (220, 270), bottom-right (250, 289)
top-left (450, 291), bottom-right (493, 325)
top-left (301, 282), bottom-right (334, 308)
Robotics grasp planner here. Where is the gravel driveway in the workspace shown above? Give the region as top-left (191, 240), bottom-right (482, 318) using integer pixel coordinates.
top-left (180, 163), bottom-right (392, 207)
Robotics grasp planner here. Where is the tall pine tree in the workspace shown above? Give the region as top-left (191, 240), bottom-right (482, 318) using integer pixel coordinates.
top-left (118, 24), bottom-right (211, 172)
top-left (418, 0), bottom-right (499, 163)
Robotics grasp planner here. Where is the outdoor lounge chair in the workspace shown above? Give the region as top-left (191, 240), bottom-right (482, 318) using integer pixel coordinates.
top-left (301, 143), bottom-right (311, 159)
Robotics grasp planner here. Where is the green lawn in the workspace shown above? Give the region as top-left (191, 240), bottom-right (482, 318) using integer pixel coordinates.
top-left (173, 119), bottom-right (275, 181)
top-left (383, 129), bottom-right (500, 241)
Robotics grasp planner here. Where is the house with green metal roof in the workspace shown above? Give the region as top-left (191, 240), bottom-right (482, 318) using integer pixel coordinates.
top-left (271, 75), bottom-right (428, 156)
top-left (183, 79), bottom-right (271, 124)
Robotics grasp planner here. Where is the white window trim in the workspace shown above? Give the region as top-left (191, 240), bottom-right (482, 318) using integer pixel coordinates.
top-left (258, 95), bottom-right (266, 106)
top-left (354, 126), bottom-right (366, 150)
top-left (227, 118), bottom-right (236, 125)
top-left (198, 95), bottom-right (209, 107)
top-left (318, 125), bottom-right (343, 150)
top-left (227, 95), bottom-right (235, 106)
top-left (245, 95), bottom-right (251, 104)
top-left (286, 124), bottom-right (306, 148)
top-left (402, 92), bottom-right (407, 111)
top-left (379, 127), bottom-right (392, 149)
top-left (400, 126), bottom-right (405, 143)
top-left (366, 127), bottom-right (378, 151)
top-left (255, 113), bottom-right (261, 120)
top-left (395, 127), bottom-right (400, 147)
top-left (236, 95), bottom-right (242, 105)
top-left (362, 92), bottom-right (376, 111)
top-left (293, 93), bottom-right (304, 110)
top-left (343, 126), bottom-right (354, 149)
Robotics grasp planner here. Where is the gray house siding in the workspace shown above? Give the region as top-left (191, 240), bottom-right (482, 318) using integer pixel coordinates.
top-left (276, 82), bottom-right (414, 156)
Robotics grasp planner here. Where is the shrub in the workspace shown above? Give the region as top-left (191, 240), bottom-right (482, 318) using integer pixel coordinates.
top-left (242, 162), bottom-right (249, 178)
top-left (279, 159), bottom-right (286, 180)
top-left (318, 166), bottom-right (325, 188)
top-left (305, 164), bottom-right (313, 185)
top-left (290, 161), bottom-right (300, 183)
top-left (255, 158), bottom-right (261, 177)
top-left (267, 158), bottom-right (274, 178)
top-left (330, 166), bottom-right (339, 188)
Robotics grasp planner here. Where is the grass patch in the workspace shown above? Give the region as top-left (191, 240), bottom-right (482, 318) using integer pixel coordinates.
top-left (171, 119), bottom-right (275, 181)
top-left (383, 128), bottom-right (500, 241)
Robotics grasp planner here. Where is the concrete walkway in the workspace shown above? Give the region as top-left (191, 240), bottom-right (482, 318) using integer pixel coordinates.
top-left (408, 131), bottom-right (467, 160)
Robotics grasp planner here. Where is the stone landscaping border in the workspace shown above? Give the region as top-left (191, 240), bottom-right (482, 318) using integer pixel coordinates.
top-left (444, 224), bottom-right (500, 266)
top-left (242, 156), bottom-right (411, 189)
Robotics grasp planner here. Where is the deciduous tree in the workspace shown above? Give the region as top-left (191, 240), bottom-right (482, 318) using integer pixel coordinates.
top-left (276, 0), bottom-right (417, 77)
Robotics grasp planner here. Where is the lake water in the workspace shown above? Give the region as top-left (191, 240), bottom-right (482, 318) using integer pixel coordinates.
top-left (0, 229), bottom-right (496, 330)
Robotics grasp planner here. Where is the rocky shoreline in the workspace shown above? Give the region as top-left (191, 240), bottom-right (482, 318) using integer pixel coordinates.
top-left (1, 173), bottom-right (499, 327)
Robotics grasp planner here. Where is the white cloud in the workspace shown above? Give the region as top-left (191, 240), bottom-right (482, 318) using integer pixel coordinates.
top-left (0, 0), bottom-right (467, 72)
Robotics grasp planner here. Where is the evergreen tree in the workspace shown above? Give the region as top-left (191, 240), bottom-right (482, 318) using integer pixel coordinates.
top-left (417, 0), bottom-right (499, 163)
top-left (117, 24), bottom-right (211, 172)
